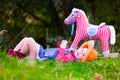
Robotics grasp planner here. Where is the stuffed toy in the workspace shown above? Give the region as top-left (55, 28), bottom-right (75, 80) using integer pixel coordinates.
top-left (64, 8), bottom-right (116, 57)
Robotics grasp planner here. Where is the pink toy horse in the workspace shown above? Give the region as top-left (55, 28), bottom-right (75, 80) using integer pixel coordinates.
top-left (64, 8), bottom-right (116, 56)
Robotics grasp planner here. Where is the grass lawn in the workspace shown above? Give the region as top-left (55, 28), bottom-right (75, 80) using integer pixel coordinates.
top-left (0, 51), bottom-right (120, 80)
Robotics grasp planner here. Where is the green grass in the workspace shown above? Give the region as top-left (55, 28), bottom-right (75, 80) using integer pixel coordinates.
top-left (0, 51), bottom-right (120, 80)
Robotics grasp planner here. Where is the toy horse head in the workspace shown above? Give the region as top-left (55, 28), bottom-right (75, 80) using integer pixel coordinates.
top-left (64, 8), bottom-right (89, 35)
top-left (64, 8), bottom-right (89, 25)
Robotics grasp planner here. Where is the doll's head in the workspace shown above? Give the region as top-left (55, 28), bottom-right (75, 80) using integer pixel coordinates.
top-left (57, 40), bottom-right (68, 49)
top-left (74, 48), bottom-right (88, 60)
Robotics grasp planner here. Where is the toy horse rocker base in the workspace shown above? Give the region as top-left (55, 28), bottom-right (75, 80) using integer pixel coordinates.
top-left (64, 8), bottom-right (116, 57)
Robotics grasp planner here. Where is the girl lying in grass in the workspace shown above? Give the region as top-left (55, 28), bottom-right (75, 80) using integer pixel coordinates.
top-left (8, 37), bottom-right (98, 64)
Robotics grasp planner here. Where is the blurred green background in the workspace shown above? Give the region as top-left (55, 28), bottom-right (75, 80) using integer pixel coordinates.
top-left (0, 0), bottom-right (120, 51)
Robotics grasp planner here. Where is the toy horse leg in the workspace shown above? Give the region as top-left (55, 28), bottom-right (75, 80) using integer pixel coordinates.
top-left (70, 35), bottom-right (82, 49)
top-left (100, 38), bottom-right (109, 56)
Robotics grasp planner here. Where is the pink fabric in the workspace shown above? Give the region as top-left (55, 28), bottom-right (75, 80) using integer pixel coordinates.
top-left (8, 49), bottom-right (26, 59)
top-left (64, 8), bottom-right (111, 53)
top-left (56, 48), bottom-right (75, 62)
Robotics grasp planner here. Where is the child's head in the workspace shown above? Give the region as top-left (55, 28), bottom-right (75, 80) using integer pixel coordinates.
top-left (74, 48), bottom-right (88, 60)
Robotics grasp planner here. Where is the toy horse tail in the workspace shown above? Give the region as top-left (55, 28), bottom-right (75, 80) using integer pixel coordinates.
top-left (109, 25), bottom-right (116, 45)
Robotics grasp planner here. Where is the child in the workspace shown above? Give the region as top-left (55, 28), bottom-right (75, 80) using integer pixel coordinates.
top-left (8, 37), bottom-right (98, 63)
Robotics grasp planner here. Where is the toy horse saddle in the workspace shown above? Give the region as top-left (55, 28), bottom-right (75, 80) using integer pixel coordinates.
top-left (87, 22), bottom-right (105, 38)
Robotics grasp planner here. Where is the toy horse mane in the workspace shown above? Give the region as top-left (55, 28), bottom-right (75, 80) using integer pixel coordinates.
top-left (72, 8), bottom-right (89, 23)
